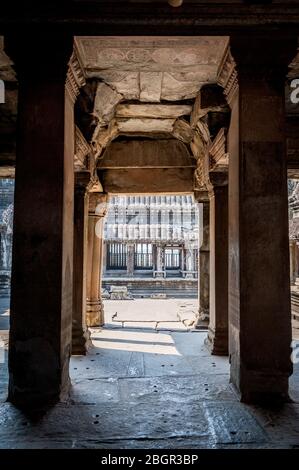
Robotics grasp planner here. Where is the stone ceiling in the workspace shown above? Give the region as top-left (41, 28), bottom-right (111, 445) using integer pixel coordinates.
top-left (1, 35), bottom-right (299, 177)
top-left (75, 36), bottom-right (228, 102)
top-left (74, 36), bottom-right (230, 160)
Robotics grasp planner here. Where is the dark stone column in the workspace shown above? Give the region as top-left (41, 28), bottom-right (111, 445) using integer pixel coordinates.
top-left (196, 201), bottom-right (210, 329)
top-left (86, 193), bottom-right (107, 327)
top-left (228, 35), bottom-right (297, 404)
top-left (6, 35), bottom-right (80, 407)
top-left (72, 173), bottom-right (92, 355)
top-left (206, 184), bottom-right (228, 355)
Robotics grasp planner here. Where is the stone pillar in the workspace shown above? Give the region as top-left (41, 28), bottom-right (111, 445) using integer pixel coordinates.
top-left (6, 35), bottom-right (80, 407)
top-left (86, 193), bottom-right (108, 327)
top-left (290, 240), bottom-right (296, 285)
top-left (72, 173), bottom-right (92, 355)
top-left (206, 184), bottom-right (228, 355)
top-left (102, 241), bottom-right (107, 276)
top-left (155, 244), bottom-right (165, 278)
top-left (185, 248), bottom-right (195, 278)
top-left (228, 35), bottom-right (297, 403)
top-left (180, 246), bottom-right (185, 274)
top-left (196, 201), bottom-right (210, 329)
top-left (127, 242), bottom-right (135, 277)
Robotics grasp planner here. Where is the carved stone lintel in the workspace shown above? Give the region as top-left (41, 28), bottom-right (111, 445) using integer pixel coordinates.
top-left (66, 45), bottom-right (86, 103)
top-left (217, 46), bottom-right (238, 104)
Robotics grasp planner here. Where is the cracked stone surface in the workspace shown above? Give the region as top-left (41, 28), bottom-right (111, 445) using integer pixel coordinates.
top-left (0, 304), bottom-right (299, 448)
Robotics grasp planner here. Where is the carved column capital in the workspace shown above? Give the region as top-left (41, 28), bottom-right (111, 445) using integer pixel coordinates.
top-left (88, 192), bottom-right (108, 217)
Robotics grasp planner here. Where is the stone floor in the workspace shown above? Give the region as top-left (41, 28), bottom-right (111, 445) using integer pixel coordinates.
top-left (0, 299), bottom-right (299, 449)
top-left (104, 298), bottom-right (198, 329)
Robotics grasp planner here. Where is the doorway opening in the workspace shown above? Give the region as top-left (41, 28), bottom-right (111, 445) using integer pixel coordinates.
top-left (101, 193), bottom-right (199, 331)
top-left (288, 177), bottom-right (299, 401)
top-left (0, 177), bottom-right (14, 402)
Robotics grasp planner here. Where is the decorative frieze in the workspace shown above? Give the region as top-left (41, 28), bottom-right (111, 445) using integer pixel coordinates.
top-left (66, 46), bottom-right (86, 103)
top-left (217, 46), bottom-right (238, 104)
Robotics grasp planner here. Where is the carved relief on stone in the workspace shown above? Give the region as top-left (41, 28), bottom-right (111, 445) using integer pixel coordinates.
top-left (92, 119), bottom-right (119, 158)
top-left (194, 159), bottom-right (208, 193)
top-left (190, 118), bottom-right (211, 161)
top-left (75, 37), bottom-right (228, 72)
top-left (66, 46), bottom-right (86, 103)
top-left (217, 46), bottom-right (238, 104)
top-left (173, 119), bottom-right (194, 144)
top-left (191, 116), bottom-right (212, 195)
top-left (196, 120), bottom-right (211, 146)
top-left (209, 128), bottom-right (229, 173)
top-left (93, 82), bottom-right (123, 127)
top-left (75, 37), bottom-right (228, 102)
top-left (75, 126), bottom-right (91, 171)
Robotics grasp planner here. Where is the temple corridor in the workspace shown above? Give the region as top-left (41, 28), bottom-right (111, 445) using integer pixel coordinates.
top-left (0, 333), bottom-right (299, 449)
top-left (1, 2), bottom-right (299, 452)
top-left (0, 300), bottom-right (299, 448)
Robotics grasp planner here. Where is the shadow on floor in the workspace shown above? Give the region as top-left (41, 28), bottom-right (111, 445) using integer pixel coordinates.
top-left (0, 300), bottom-right (299, 448)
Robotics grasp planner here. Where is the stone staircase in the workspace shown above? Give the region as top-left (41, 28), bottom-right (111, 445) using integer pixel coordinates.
top-left (102, 278), bottom-right (197, 299)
